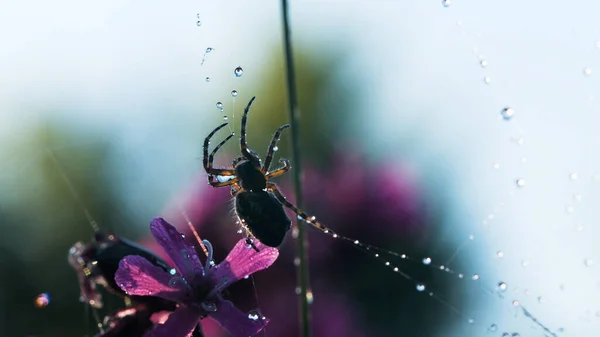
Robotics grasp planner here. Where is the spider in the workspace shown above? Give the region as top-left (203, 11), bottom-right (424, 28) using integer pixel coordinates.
top-left (203, 96), bottom-right (336, 248)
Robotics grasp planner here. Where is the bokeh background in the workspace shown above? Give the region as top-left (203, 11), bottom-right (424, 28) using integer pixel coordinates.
top-left (1, 1), bottom-right (600, 336)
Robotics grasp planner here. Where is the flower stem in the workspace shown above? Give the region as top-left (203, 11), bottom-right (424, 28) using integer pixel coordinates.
top-left (280, 1), bottom-right (312, 337)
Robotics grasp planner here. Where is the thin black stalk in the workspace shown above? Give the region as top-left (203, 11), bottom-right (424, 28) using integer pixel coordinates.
top-left (280, 1), bottom-right (312, 337)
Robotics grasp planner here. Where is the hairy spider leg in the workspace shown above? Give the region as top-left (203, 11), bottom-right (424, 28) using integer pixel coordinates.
top-left (203, 122), bottom-right (238, 187)
top-left (240, 96), bottom-right (257, 160)
top-left (230, 184), bottom-right (245, 197)
top-left (262, 124), bottom-right (291, 173)
top-left (265, 159), bottom-right (291, 180)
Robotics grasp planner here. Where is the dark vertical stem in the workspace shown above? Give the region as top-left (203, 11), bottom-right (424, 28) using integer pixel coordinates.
top-left (280, 1), bottom-right (311, 337)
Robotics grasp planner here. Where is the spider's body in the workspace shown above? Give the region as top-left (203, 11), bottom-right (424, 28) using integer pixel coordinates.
top-left (203, 96), bottom-right (335, 248)
top-left (235, 190), bottom-right (291, 247)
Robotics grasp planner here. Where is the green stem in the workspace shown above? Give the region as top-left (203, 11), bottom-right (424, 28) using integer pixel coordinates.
top-left (280, 1), bottom-right (311, 336)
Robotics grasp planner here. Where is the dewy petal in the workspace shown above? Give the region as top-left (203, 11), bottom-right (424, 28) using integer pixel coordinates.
top-left (115, 255), bottom-right (190, 303)
top-left (150, 217), bottom-right (204, 281)
top-left (209, 299), bottom-right (269, 337)
top-left (209, 239), bottom-right (279, 288)
top-left (144, 306), bottom-right (201, 337)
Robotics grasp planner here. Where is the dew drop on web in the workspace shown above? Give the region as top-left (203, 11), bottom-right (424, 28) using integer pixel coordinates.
top-left (501, 107), bottom-right (515, 120)
top-left (234, 66), bottom-right (244, 77)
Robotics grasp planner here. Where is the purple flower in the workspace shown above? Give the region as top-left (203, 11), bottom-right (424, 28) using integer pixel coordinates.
top-left (115, 217), bottom-right (279, 337)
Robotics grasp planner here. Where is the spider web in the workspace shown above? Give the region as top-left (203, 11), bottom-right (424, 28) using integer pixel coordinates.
top-left (1, 1), bottom-right (599, 337)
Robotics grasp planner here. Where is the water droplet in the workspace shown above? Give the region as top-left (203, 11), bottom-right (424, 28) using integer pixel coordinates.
top-left (458, 273), bottom-right (464, 278)
top-left (354, 240), bottom-right (359, 244)
top-left (196, 21), bottom-right (202, 27)
top-left (416, 284), bottom-right (426, 292)
top-left (205, 77), bottom-right (210, 82)
top-left (501, 107), bottom-right (515, 120)
top-left (570, 172), bottom-right (578, 180)
top-left (566, 205), bottom-right (575, 214)
top-left (234, 66), bottom-right (244, 77)
top-left (498, 282), bottom-right (507, 292)
top-left (442, 0), bottom-right (451, 7)
top-left (516, 179), bottom-right (525, 187)
top-left (469, 234), bottom-right (475, 240)
top-left (480, 60), bottom-right (488, 68)
top-left (273, 146), bottom-right (279, 152)
top-left (231, 90), bottom-right (238, 97)
top-left (512, 300), bottom-right (520, 306)
top-left (294, 258), bottom-right (300, 266)
top-left (493, 162), bottom-right (500, 169)
top-left (422, 257), bottom-right (432, 265)
top-left (306, 291), bottom-right (314, 304)
top-left (216, 102), bottom-right (223, 110)
top-left (538, 296), bottom-right (545, 303)
top-left (206, 47), bottom-right (213, 53)
top-left (511, 333), bottom-right (520, 337)
top-left (584, 67), bottom-right (592, 76)
top-left (497, 251), bottom-right (504, 258)
top-left (297, 215), bottom-right (302, 220)
top-left (35, 293), bottom-right (50, 308)
top-left (573, 194), bottom-right (582, 201)
top-left (521, 260), bottom-right (529, 267)
top-left (169, 268), bottom-right (177, 275)
top-left (472, 274), bottom-right (479, 280)
top-left (468, 318), bottom-right (475, 324)
top-left (294, 287), bottom-right (301, 295)
top-left (502, 333), bottom-right (510, 337)
top-left (585, 258), bottom-right (594, 267)
top-left (489, 324), bottom-right (498, 332)
top-left (223, 116), bottom-right (228, 121)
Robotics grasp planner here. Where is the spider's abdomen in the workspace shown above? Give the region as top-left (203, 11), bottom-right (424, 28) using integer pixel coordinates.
top-left (235, 161), bottom-right (266, 191)
top-left (235, 190), bottom-right (291, 247)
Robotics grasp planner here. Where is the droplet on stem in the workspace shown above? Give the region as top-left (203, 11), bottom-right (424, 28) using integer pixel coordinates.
top-left (216, 102), bottom-right (223, 110)
top-left (231, 90), bottom-right (238, 97)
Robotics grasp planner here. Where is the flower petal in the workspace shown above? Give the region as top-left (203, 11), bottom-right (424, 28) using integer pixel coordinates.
top-left (115, 255), bottom-right (190, 303)
top-left (144, 306), bottom-right (201, 337)
top-left (210, 299), bottom-right (269, 337)
top-left (210, 239), bottom-right (279, 288)
top-left (150, 217), bottom-right (204, 281)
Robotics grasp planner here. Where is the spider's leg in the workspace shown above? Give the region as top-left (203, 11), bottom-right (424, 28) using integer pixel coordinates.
top-left (245, 236), bottom-right (260, 252)
top-left (266, 182), bottom-right (334, 235)
top-left (265, 159), bottom-right (291, 180)
top-left (240, 96), bottom-right (257, 160)
top-left (208, 178), bottom-right (239, 188)
top-left (230, 183), bottom-right (244, 197)
top-left (203, 122), bottom-right (236, 182)
top-left (206, 133), bottom-right (236, 177)
top-left (262, 124), bottom-right (290, 173)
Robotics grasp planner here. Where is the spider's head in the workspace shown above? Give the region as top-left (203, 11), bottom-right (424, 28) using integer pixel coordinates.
top-left (233, 150), bottom-right (262, 169)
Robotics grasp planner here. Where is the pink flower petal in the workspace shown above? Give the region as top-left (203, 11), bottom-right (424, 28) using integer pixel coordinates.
top-left (150, 217), bottom-right (204, 281)
top-left (115, 255), bottom-right (189, 303)
top-left (210, 300), bottom-right (269, 337)
top-left (144, 306), bottom-right (201, 337)
top-left (210, 239), bottom-right (279, 288)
